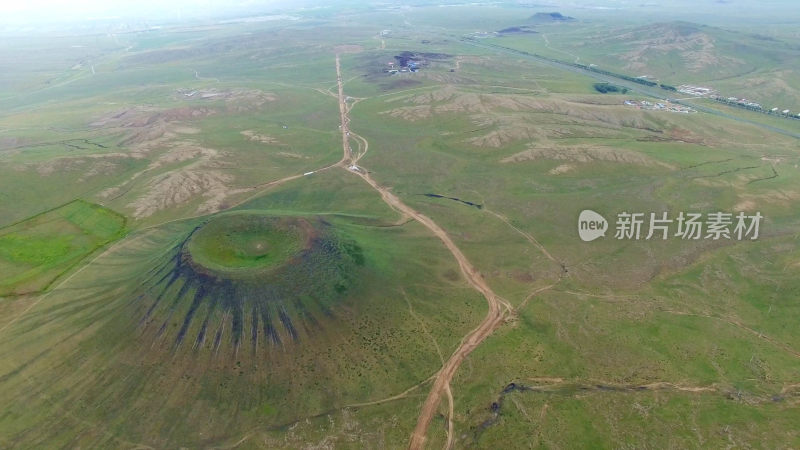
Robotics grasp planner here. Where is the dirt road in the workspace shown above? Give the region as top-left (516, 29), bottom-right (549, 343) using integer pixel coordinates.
top-left (334, 54), bottom-right (513, 450)
top-left (336, 56), bottom-right (352, 165)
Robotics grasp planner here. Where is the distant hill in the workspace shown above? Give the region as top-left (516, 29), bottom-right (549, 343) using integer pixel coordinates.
top-left (556, 20), bottom-right (800, 107)
top-left (581, 22), bottom-right (774, 76)
top-left (530, 12), bottom-right (575, 22)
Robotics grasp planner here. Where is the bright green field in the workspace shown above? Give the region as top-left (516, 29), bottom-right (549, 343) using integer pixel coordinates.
top-left (0, 200), bottom-right (126, 296)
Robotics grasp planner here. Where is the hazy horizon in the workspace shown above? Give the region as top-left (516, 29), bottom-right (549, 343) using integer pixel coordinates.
top-left (3, 0), bottom-right (799, 28)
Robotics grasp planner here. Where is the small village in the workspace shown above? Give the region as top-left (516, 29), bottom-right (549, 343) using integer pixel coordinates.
top-left (382, 60), bottom-right (420, 74)
top-left (678, 84), bottom-right (799, 119)
top-left (624, 99), bottom-right (695, 114)
top-left (382, 59), bottom-right (422, 75)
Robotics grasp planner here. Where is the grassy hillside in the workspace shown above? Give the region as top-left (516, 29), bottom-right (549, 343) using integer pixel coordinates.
top-left (0, 172), bottom-right (486, 447)
top-left (493, 19), bottom-right (800, 110)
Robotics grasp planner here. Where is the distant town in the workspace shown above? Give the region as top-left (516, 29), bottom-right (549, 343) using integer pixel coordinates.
top-left (678, 84), bottom-right (799, 120)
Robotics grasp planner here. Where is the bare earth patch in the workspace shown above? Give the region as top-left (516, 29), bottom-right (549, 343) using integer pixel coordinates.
top-left (86, 90), bottom-right (278, 218)
top-left (175, 88), bottom-right (277, 113)
top-left (91, 106), bottom-right (216, 149)
top-left (467, 114), bottom-right (623, 148)
top-left (548, 164), bottom-right (575, 175)
top-left (147, 143), bottom-right (219, 170)
top-left (241, 130), bottom-right (282, 145)
top-left (276, 151), bottom-right (308, 159)
top-left (380, 86), bottom-right (667, 144)
top-left (28, 152), bottom-right (130, 177)
top-left (586, 23), bottom-right (744, 73)
top-left (501, 145), bottom-right (673, 168)
top-left (735, 189), bottom-right (800, 212)
top-left (129, 169), bottom-right (247, 218)
top-left (118, 141), bottom-right (249, 218)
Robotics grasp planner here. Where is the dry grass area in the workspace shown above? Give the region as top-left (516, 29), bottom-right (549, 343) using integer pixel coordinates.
top-left (97, 138), bottom-right (243, 219)
top-left (29, 152), bottom-right (129, 177)
top-left (0, 136), bottom-right (24, 149)
top-left (240, 130), bottom-right (307, 159)
top-left (737, 70), bottom-right (795, 95)
top-left (241, 130), bottom-right (282, 145)
top-left (467, 114), bottom-right (625, 148)
top-left (734, 189), bottom-right (800, 212)
top-left (12, 105), bottom-right (221, 185)
top-left (175, 88), bottom-right (277, 113)
top-left (382, 86), bottom-right (661, 128)
top-left (87, 89), bottom-right (278, 218)
top-left (548, 164), bottom-right (575, 175)
top-left (333, 44), bottom-right (364, 54)
top-left (378, 85), bottom-right (790, 154)
top-left (585, 23), bottom-right (744, 73)
top-left (129, 167), bottom-right (246, 218)
top-left (380, 85), bottom-right (675, 149)
top-left (146, 142), bottom-right (220, 170)
top-left (725, 69), bottom-right (800, 106)
top-left (501, 144), bottom-right (672, 168)
top-left (91, 106), bottom-right (216, 149)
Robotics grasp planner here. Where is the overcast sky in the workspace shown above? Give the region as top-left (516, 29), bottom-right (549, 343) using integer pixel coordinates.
top-left (0, 0), bottom-right (290, 25)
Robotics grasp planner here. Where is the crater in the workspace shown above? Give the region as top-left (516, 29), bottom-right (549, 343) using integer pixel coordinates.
top-left (134, 213), bottom-right (363, 356)
top-left (186, 214), bottom-right (312, 276)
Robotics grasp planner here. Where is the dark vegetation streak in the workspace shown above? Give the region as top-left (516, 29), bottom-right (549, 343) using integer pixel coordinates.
top-left (260, 299), bottom-right (281, 346)
top-left (469, 381), bottom-right (792, 445)
top-left (680, 158), bottom-right (734, 170)
top-left (212, 319), bottom-right (225, 353)
top-left (748, 166), bottom-right (779, 184)
top-left (2, 138), bottom-right (109, 152)
top-left (139, 267), bottom-right (181, 326)
top-left (692, 165), bottom-right (760, 179)
top-left (156, 277), bottom-right (194, 337)
top-left (251, 303), bottom-right (259, 353)
top-left (423, 193), bottom-right (483, 209)
top-left (0, 348), bottom-right (52, 384)
top-left (175, 284), bottom-right (209, 347)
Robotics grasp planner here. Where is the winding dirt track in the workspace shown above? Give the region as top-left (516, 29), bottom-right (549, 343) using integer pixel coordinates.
top-left (334, 54), bottom-right (513, 449)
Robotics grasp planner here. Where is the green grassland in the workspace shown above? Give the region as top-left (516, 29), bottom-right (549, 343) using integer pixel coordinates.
top-left (1, 3), bottom-right (799, 449)
top-left (0, 172), bottom-right (486, 447)
top-left (449, 234), bottom-right (800, 448)
top-left (0, 21), bottom-right (361, 228)
top-left (0, 200), bottom-right (126, 296)
top-left (338, 20), bottom-right (800, 446)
